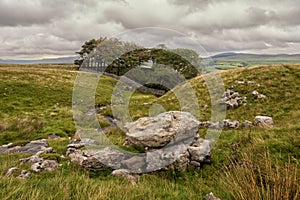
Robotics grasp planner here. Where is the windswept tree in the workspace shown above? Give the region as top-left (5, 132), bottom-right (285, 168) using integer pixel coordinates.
top-left (74, 38), bottom-right (106, 66)
top-left (75, 38), bottom-right (203, 82)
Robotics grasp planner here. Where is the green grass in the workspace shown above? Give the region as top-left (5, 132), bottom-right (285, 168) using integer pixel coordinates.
top-left (0, 63), bottom-right (299, 199)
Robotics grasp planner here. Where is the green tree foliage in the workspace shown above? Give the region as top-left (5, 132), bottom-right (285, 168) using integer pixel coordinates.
top-left (75, 39), bottom-right (203, 88)
top-left (74, 38), bottom-right (106, 66)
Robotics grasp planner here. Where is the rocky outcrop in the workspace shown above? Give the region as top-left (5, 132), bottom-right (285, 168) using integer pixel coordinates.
top-left (67, 111), bottom-right (212, 173)
top-left (4, 140), bottom-right (61, 179)
top-left (253, 116), bottom-right (274, 128)
top-left (218, 89), bottom-right (247, 109)
top-left (199, 119), bottom-right (239, 130)
top-left (0, 139), bottom-right (48, 154)
top-left (31, 160), bottom-right (61, 173)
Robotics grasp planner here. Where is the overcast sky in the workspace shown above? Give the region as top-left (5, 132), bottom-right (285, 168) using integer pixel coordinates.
top-left (1, 0), bottom-right (300, 59)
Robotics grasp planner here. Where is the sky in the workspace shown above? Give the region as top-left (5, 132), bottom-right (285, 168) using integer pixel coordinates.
top-left (1, 0), bottom-right (300, 59)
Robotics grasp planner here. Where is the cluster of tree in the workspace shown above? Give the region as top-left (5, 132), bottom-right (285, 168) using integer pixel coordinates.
top-left (74, 37), bottom-right (203, 90)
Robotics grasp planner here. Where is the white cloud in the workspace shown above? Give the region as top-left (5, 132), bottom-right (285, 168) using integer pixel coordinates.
top-left (0, 0), bottom-right (299, 59)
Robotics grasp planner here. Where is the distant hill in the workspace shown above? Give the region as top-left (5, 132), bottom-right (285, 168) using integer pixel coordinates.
top-left (210, 52), bottom-right (300, 61)
top-left (0, 56), bottom-right (78, 64)
top-left (204, 52), bottom-right (300, 72)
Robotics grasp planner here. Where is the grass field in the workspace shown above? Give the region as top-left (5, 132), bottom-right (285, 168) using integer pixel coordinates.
top-left (0, 63), bottom-right (299, 199)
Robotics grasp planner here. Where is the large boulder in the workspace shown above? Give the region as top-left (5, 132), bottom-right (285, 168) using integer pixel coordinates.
top-left (124, 111), bottom-right (200, 148)
top-left (253, 116), bottom-right (274, 128)
top-left (67, 111), bottom-right (212, 173)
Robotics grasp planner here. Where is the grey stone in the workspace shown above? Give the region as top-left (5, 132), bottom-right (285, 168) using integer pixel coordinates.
top-left (169, 151), bottom-right (190, 171)
top-left (20, 155), bottom-right (43, 164)
top-left (222, 119), bottom-right (239, 129)
top-left (257, 94), bottom-right (267, 99)
top-left (5, 167), bottom-right (19, 176)
top-left (67, 143), bottom-right (85, 149)
top-left (242, 120), bottom-right (253, 129)
top-left (199, 121), bottom-right (211, 129)
top-left (188, 139), bottom-right (211, 163)
top-left (252, 90), bottom-right (259, 96)
top-left (205, 192), bottom-right (221, 200)
top-left (253, 116), bottom-right (274, 128)
top-left (17, 170), bottom-right (31, 179)
top-left (121, 156), bottom-right (146, 173)
top-left (1, 139), bottom-right (48, 154)
top-left (124, 111), bottom-right (199, 148)
top-left (31, 159), bottom-right (61, 173)
top-left (208, 122), bottom-right (221, 129)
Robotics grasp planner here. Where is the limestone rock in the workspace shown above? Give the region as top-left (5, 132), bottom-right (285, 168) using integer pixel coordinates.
top-left (205, 192), bottom-right (221, 200)
top-left (199, 121), bottom-right (211, 129)
top-left (20, 155), bottom-right (43, 164)
top-left (222, 119), bottom-right (239, 129)
top-left (67, 111), bottom-right (212, 173)
top-left (6, 167), bottom-right (19, 176)
top-left (31, 159), bottom-right (61, 173)
top-left (252, 90), bottom-right (267, 99)
top-left (252, 90), bottom-right (259, 96)
top-left (253, 116), bottom-right (274, 128)
top-left (188, 138), bottom-right (211, 163)
top-left (242, 120), bottom-right (253, 129)
top-left (124, 111), bottom-right (199, 148)
top-left (219, 89), bottom-right (246, 109)
top-left (17, 170), bottom-right (31, 179)
top-left (0, 139), bottom-right (48, 154)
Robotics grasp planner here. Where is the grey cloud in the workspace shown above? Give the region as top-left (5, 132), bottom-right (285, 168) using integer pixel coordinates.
top-left (0, 0), bottom-right (72, 26)
top-left (0, 0), bottom-right (300, 59)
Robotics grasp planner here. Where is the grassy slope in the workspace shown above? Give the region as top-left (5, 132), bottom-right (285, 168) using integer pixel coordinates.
top-left (0, 64), bottom-right (299, 199)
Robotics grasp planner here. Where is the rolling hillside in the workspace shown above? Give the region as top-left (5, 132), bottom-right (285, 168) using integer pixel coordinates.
top-left (0, 63), bottom-right (299, 199)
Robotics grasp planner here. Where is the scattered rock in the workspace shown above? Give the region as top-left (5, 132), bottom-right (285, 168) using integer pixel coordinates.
top-left (199, 121), bottom-right (211, 129)
top-left (67, 111), bottom-right (212, 173)
top-left (222, 119), bottom-right (240, 129)
top-left (20, 155), bottom-right (43, 164)
top-left (247, 81), bottom-right (255, 85)
top-left (111, 169), bottom-right (138, 185)
top-left (205, 192), bottom-right (221, 200)
top-left (17, 170), bottom-right (31, 179)
top-left (242, 120), bottom-right (253, 129)
top-left (236, 81), bottom-right (244, 85)
top-left (199, 120), bottom-right (239, 130)
top-left (5, 167), bottom-right (19, 176)
top-left (252, 90), bottom-right (259, 96)
top-left (252, 90), bottom-right (267, 99)
top-left (253, 116), bottom-right (274, 128)
top-left (257, 94), bottom-right (267, 99)
top-left (0, 139), bottom-right (48, 154)
top-left (219, 89), bottom-right (246, 109)
top-left (208, 122), bottom-right (221, 129)
top-left (31, 160), bottom-right (61, 173)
